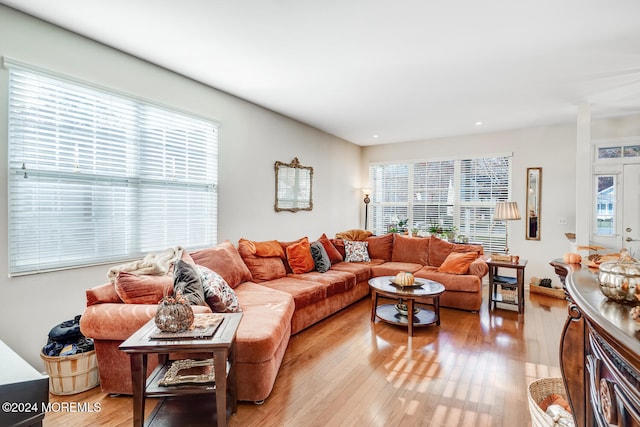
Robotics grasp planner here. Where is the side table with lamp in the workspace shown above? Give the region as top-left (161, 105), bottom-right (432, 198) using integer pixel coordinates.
top-left (488, 201), bottom-right (527, 313)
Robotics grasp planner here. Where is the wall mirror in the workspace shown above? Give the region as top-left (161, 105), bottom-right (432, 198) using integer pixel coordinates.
top-left (526, 167), bottom-right (542, 240)
top-left (275, 157), bottom-right (313, 212)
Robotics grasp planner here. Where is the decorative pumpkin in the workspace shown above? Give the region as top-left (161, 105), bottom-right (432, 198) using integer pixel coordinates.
top-left (563, 252), bottom-right (582, 264)
top-left (154, 292), bottom-right (194, 332)
top-left (395, 271), bottom-right (415, 286)
top-left (598, 249), bottom-right (640, 304)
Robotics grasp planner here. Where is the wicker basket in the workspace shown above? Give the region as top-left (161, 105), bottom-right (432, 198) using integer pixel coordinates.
top-left (500, 285), bottom-right (517, 303)
top-left (41, 350), bottom-right (99, 395)
top-left (527, 377), bottom-right (568, 427)
top-left (530, 284), bottom-right (566, 300)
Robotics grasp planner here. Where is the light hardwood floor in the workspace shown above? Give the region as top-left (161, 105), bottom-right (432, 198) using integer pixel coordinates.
top-left (43, 285), bottom-right (568, 426)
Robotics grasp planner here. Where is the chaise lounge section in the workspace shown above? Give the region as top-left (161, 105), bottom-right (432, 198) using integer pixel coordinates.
top-left (80, 232), bottom-right (487, 403)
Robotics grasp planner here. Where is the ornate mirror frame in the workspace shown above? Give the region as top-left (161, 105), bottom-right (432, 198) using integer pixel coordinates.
top-left (526, 167), bottom-right (542, 240)
top-left (274, 157), bottom-right (313, 212)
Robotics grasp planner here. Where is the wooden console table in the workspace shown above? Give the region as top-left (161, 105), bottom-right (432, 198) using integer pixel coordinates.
top-left (554, 262), bottom-right (640, 426)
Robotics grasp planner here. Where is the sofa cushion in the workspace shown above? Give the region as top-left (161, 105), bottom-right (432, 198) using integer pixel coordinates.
top-left (287, 270), bottom-right (357, 296)
top-left (415, 266), bottom-right (482, 293)
top-left (392, 234), bottom-right (429, 265)
top-left (259, 277), bottom-right (327, 310)
top-left (197, 265), bottom-right (241, 313)
top-left (238, 239), bottom-right (287, 282)
top-left (316, 234), bottom-right (343, 264)
top-left (232, 282), bottom-right (294, 364)
top-left (428, 236), bottom-right (484, 267)
top-left (437, 252), bottom-right (478, 275)
top-left (468, 257), bottom-right (489, 278)
top-left (330, 238), bottom-right (346, 260)
top-left (310, 241), bottom-right (331, 273)
top-left (190, 241), bottom-right (252, 289)
top-left (330, 261), bottom-right (376, 283)
top-left (114, 272), bottom-right (173, 305)
top-left (370, 261), bottom-right (423, 277)
top-left (286, 237), bottom-right (315, 274)
top-left (366, 233), bottom-right (394, 261)
top-left (344, 240), bottom-right (371, 262)
top-left (173, 260), bottom-right (207, 306)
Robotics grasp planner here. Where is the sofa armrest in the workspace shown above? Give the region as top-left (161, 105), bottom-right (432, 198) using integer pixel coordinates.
top-left (468, 258), bottom-right (489, 278)
top-left (80, 303), bottom-right (212, 341)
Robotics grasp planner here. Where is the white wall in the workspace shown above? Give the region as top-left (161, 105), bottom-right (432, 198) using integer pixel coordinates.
top-left (362, 124), bottom-right (579, 286)
top-left (0, 6), bottom-right (362, 369)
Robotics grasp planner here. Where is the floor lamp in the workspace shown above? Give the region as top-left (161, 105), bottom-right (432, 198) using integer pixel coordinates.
top-left (362, 188), bottom-right (371, 230)
top-left (494, 201), bottom-right (521, 254)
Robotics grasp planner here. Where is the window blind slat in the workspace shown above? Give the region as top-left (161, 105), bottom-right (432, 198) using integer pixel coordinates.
top-left (8, 64), bottom-right (218, 275)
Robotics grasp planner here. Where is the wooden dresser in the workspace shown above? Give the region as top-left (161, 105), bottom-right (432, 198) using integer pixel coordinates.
top-left (552, 260), bottom-right (640, 426)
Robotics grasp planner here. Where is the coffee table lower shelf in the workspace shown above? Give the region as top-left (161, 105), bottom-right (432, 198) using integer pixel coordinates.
top-left (374, 304), bottom-right (438, 328)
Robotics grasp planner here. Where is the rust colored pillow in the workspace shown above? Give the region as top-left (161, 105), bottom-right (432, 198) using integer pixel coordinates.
top-left (317, 233), bottom-right (343, 264)
top-left (391, 234), bottom-right (429, 265)
top-left (190, 241), bottom-right (252, 288)
top-left (114, 272), bottom-right (173, 304)
top-left (238, 239), bottom-right (286, 282)
top-left (437, 252), bottom-right (478, 274)
top-left (239, 238), bottom-right (285, 258)
top-left (366, 233), bottom-right (394, 261)
top-left (285, 237), bottom-right (315, 274)
top-left (539, 393), bottom-right (571, 413)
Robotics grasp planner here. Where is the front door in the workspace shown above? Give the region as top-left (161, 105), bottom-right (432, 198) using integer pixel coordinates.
top-left (623, 164), bottom-right (640, 257)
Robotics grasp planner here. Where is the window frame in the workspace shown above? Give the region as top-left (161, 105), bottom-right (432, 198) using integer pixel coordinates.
top-left (6, 58), bottom-right (219, 276)
top-left (368, 153), bottom-right (513, 253)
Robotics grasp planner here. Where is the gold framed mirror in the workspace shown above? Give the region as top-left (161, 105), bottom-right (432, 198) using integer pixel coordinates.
top-left (275, 157), bottom-right (313, 212)
top-left (526, 167), bottom-right (542, 240)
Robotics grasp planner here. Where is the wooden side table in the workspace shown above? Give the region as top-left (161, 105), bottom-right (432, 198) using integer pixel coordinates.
top-left (487, 258), bottom-right (528, 313)
top-left (119, 313), bottom-right (242, 427)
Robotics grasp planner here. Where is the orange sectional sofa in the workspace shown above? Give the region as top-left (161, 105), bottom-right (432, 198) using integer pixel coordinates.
top-left (79, 233), bottom-right (487, 403)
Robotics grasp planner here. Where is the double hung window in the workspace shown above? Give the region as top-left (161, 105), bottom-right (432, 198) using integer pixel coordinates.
top-left (7, 60), bottom-right (218, 275)
top-left (369, 154), bottom-right (512, 253)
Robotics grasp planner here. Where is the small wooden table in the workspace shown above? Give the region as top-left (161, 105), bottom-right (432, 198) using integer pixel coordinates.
top-left (487, 258), bottom-right (528, 313)
top-left (368, 276), bottom-right (445, 336)
top-left (119, 312), bottom-right (242, 427)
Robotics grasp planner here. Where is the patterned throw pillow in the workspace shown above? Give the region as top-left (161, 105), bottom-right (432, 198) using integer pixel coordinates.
top-left (196, 265), bottom-right (242, 313)
top-left (344, 240), bottom-right (371, 262)
top-left (173, 260), bottom-right (207, 306)
top-left (310, 240), bottom-right (331, 273)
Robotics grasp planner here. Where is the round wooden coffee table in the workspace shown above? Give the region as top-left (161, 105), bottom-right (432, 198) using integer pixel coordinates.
top-left (368, 276), bottom-right (445, 336)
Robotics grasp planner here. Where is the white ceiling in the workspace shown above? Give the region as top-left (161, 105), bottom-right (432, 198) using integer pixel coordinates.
top-left (3, 0), bottom-right (640, 145)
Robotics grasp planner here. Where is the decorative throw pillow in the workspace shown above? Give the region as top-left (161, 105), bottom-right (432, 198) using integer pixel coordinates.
top-left (344, 240), bottom-right (371, 262)
top-left (114, 272), bottom-right (173, 304)
top-left (437, 252), bottom-right (478, 275)
top-left (285, 237), bottom-right (315, 274)
top-left (316, 233), bottom-right (343, 264)
top-left (173, 260), bottom-right (207, 306)
top-left (196, 265), bottom-right (241, 313)
top-left (190, 241), bottom-right (252, 288)
top-left (310, 240), bottom-right (331, 273)
top-left (237, 239), bottom-right (287, 282)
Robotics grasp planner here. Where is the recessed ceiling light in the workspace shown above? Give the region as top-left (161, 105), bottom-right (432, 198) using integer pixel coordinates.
top-left (475, 121), bottom-right (483, 126)
top-left (372, 134), bottom-right (379, 138)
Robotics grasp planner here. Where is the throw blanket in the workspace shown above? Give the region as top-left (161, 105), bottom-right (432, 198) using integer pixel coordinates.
top-left (108, 246), bottom-right (184, 282)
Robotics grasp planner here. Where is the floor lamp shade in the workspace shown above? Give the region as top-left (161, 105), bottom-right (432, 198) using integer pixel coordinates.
top-left (494, 202), bottom-right (521, 221)
top-left (494, 201), bottom-right (521, 254)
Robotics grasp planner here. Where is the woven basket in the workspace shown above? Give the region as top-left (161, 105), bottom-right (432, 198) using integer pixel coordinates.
top-left (527, 377), bottom-right (568, 427)
top-left (41, 350), bottom-right (99, 395)
top-left (530, 284), bottom-right (565, 300)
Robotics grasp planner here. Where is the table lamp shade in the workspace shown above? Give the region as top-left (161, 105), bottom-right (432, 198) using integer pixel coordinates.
top-left (494, 202), bottom-right (521, 221)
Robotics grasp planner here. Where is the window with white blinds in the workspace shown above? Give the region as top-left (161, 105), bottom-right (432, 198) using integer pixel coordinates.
top-left (7, 60), bottom-right (218, 275)
top-left (369, 154), bottom-right (512, 253)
